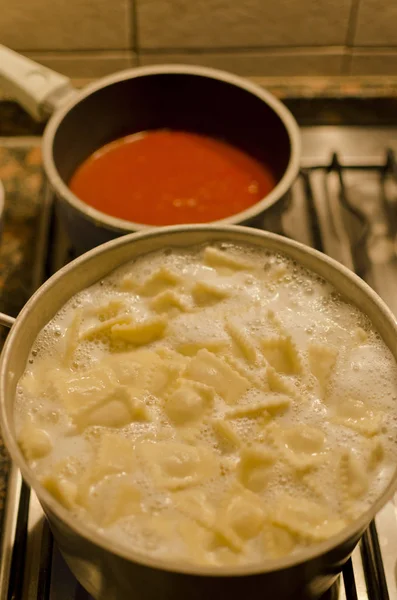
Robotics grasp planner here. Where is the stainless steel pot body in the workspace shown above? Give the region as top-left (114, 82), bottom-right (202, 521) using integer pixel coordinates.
top-left (1, 48), bottom-right (301, 252)
top-left (1, 225), bottom-right (396, 600)
top-left (40, 65), bottom-right (301, 253)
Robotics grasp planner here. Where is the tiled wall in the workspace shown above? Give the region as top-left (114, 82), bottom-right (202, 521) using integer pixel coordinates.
top-left (2, 0), bottom-right (397, 79)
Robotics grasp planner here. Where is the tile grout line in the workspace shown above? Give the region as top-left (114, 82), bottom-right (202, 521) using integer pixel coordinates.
top-left (130, 0), bottom-right (141, 65)
top-left (0, 137), bottom-right (42, 147)
top-left (129, 0), bottom-right (139, 64)
top-left (17, 44), bottom-right (371, 55)
top-left (345, 0), bottom-right (361, 47)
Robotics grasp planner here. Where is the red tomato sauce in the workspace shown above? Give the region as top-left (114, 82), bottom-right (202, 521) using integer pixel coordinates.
top-left (69, 130), bottom-right (276, 226)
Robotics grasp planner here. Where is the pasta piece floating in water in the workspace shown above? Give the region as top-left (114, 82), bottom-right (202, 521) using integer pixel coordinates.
top-left (41, 457), bottom-right (84, 509)
top-left (164, 379), bottom-right (214, 426)
top-left (91, 433), bottom-right (137, 482)
top-left (63, 309), bottom-right (83, 366)
top-left (259, 335), bottom-right (302, 375)
top-left (174, 489), bottom-right (215, 529)
top-left (107, 348), bottom-right (183, 396)
top-left (121, 267), bottom-right (182, 295)
top-left (225, 394), bottom-right (291, 420)
top-left (268, 423), bottom-right (326, 471)
top-left (203, 246), bottom-right (255, 271)
top-left (178, 519), bottom-right (214, 565)
top-left (150, 290), bottom-right (192, 314)
top-left (340, 450), bottom-right (369, 502)
top-left (42, 474), bottom-right (78, 509)
top-left (267, 262), bottom-right (289, 282)
top-left (105, 351), bottom-right (148, 387)
top-left (266, 366), bottom-right (300, 400)
top-left (18, 421), bottom-right (52, 461)
top-left (177, 339), bottom-right (230, 357)
top-left (79, 315), bottom-right (132, 341)
top-left (185, 349), bottom-right (252, 404)
top-left (262, 522), bottom-right (297, 558)
top-left (154, 345), bottom-right (189, 365)
top-left (111, 316), bottom-right (167, 346)
top-left (73, 394), bottom-right (132, 431)
top-left (191, 280), bottom-right (231, 307)
top-left (71, 387), bottom-right (152, 431)
top-left (271, 496), bottom-right (346, 541)
top-left (283, 425), bottom-right (325, 455)
top-left (225, 319), bottom-right (260, 364)
top-left (53, 366), bottom-right (118, 415)
top-left (238, 446), bottom-right (276, 492)
top-left (137, 440), bottom-right (219, 490)
top-left (332, 397), bottom-right (384, 437)
top-left (353, 327), bottom-right (368, 345)
top-left (217, 489), bottom-right (265, 542)
top-left (211, 419), bottom-right (242, 451)
top-left (367, 439), bottom-right (385, 471)
top-left (308, 343), bottom-right (338, 399)
top-left (223, 354), bottom-right (269, 391)
top-left (90, 300), bottom-right (127, 322)
top-left (78, 473), bottom-right (142, 527)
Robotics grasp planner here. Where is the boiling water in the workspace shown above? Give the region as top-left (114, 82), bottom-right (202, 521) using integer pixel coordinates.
top-left (14, 243), bottom-right (397, 566)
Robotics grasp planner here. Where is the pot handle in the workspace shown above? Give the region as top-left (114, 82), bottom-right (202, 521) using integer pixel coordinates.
top-left (0, 313), bottom-right (16, 329)
top-left (0, 45), bottom-right (76, 121)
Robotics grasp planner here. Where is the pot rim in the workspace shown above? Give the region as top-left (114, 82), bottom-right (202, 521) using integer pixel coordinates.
top-left (1, 224), bottom-right (396, 577)
top-left (42, 64), bottom-right (301, 233)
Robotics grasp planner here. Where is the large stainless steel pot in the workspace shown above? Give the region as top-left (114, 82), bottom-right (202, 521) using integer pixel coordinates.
top-left (0, 47), bottom-right (300, 253)
top-left (0, 225), bottom-right (397, 600)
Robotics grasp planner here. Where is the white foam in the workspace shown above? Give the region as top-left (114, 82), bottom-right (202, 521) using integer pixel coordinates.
top-left (14, 241), bottom-right (397, 566)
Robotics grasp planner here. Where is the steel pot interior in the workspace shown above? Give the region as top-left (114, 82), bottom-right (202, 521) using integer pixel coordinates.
top-left (1, 224), bottom-right (397, 579)
top-left (42, 65), bottom-right (300, 235)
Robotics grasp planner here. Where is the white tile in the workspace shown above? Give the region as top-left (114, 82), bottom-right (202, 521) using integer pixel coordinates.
top-left (137, 0), bottom-right (352, 48)
top-left (350, 50), bottom-right (397, 75)
top-left (1, 0), bottom-right (131, 51)
top-left (24, 51), bottom-right (137, 79)
top-left (139, 49), bottom-right (345, 76)
top-left (354, 0), bottom-right (397, 46)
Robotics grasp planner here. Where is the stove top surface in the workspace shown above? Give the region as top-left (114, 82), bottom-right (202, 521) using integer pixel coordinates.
top-left (1, 124), bottom-right (397, 600)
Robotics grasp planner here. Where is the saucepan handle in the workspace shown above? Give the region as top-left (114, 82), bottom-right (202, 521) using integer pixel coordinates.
top-left (0, 313), bottom-right (16, 329)
top-left (0, 45), bottom-right (77, 121)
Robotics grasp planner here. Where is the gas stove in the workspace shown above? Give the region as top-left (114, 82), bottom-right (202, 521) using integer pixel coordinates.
top-left (2, 123), bottom-right (397, 600)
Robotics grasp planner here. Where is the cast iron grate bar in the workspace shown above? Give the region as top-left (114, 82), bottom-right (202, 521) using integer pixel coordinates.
top-left (6, 482), bottom-right (30, 600)
top-left (329, 152), bottom-right (369, 276)
top-left (36, 521), bottom-right (53, 600)
top-left (342, 559), bottom-right (358, 600)
top-left (385, 149), bottom-right (397, 183)
top-left (360, 523), bottom-right (390, 600)
top-left (379, 149), bottom-right (397, 242)
top-left (300, 169), bottom-right (324, 253)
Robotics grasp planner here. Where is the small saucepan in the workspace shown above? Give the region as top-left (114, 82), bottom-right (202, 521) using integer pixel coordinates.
top-left (0, 46), bottom-right (300, 253)
top-left (0, 225), bottom-right (397, 599)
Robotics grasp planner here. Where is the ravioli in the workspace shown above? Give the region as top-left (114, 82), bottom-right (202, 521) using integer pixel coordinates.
top-left (238, 446), bottom-right (276, 492)
top-left (308, 343), bottom-right (338, 399)
top-left (137, 440), bottom-right (218, 490)
top-left (260, 335), bottom-right (302, 375)
top-left (18, 421), bottom-right (53, 461)
top-left (185, 349), bottom-right (252, 404)
top-left (271, 496), bottom-right (346, 541)
top-left (164, 379), bottom-right (213, 425)
top-left (15, 241), bottom-right (397, 567)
